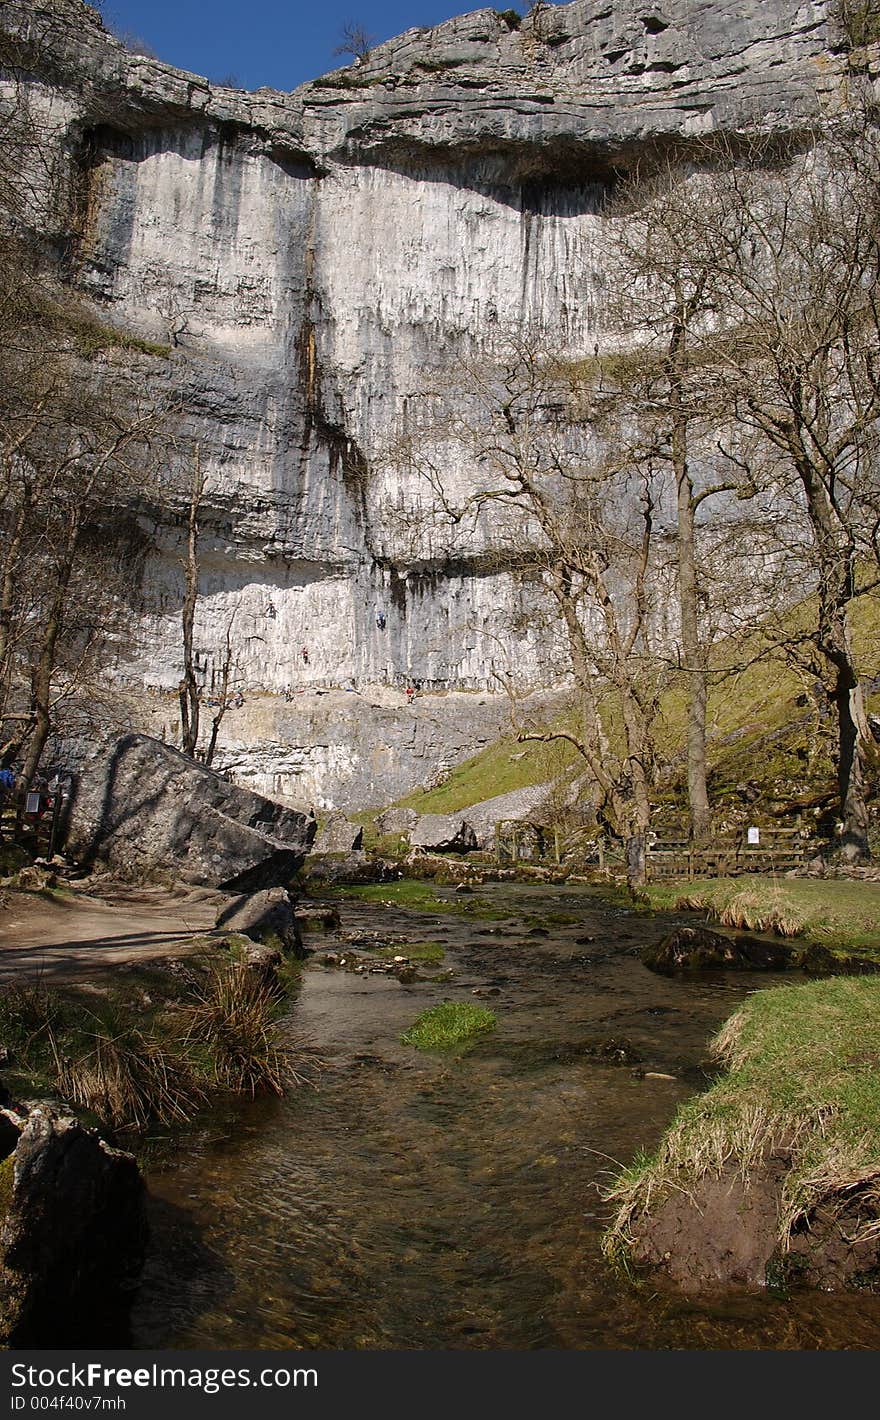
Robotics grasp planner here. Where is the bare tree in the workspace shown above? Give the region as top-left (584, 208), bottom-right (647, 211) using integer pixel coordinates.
top-left (605, 166), bottom-right (749, 840)
top-left (400, 340), bottom-right (671, 885)
top-left (333, 21), bottom-right (376, 62)
top-left (203, 614), bottom-right (241, 768)
top-left (687, 124), bottom-right (880, 859)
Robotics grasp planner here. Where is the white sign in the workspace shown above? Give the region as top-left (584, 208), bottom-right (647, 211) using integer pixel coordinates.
top-left (747, 826), bottom-right (760, 845)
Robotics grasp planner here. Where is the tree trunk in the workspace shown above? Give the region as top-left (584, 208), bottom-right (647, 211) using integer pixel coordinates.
top-left (20, 514), bottom-right (80, 789)
top-left (179, 453), bottom-right (203, 759)
top-left (829, 641), bottom-right (870, 862)
top-left (626, 832), bottom-right (647, 889)
top-left (798, 458), bottom-right (870, 861)
top-left (670, 356), bottom-right (711, 840)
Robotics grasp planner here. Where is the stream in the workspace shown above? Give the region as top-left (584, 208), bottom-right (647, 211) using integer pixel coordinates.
top-left (130, 882), bottom-right (880, 1350)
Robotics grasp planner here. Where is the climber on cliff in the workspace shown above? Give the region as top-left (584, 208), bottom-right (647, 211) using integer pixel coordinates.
top-left (405, 684), bottom-right (415, 705)
top-left (376, 610), bottom-right (386, 630)
top-left (301, 646), bottom-right (309, 665)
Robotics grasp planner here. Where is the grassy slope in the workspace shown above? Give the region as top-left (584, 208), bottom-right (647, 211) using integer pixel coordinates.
top-left (395, 735), bottom-right (579, 815)
top-left (388, 593), bottom-right (880, 822)
top-left (603, 977), bottom-right (880, 1263)
top-left (642, 876), bottom-right (880, 958)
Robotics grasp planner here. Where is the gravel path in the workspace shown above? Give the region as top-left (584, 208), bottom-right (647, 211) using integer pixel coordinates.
top-left (0, 883), bottom-right (227, 980)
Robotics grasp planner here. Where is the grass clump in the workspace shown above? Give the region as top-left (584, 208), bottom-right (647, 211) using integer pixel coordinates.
top-left (178, 960), bottom-right (295, 1098)
top-left (50, 1006), bottom-right (199, 1129)
top-left (401, 1000), bottom-right (497, 1052)
top-left (642, 876), bottom-right (880, 958)
top-left (0, 949), bottom-right (309, 1131)
top-left (602, 977), bottom-right (880, 1267)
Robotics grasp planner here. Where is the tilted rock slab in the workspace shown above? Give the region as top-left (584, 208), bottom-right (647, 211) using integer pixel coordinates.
top-left (65, 734), bottom-right (316, 890)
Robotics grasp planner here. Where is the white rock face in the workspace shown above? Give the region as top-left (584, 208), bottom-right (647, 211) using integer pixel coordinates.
top-left (0, 0), bottom-right (847, 806)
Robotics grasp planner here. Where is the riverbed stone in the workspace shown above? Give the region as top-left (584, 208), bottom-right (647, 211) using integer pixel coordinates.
top-left (0, 1105), bottom-right (147, 1345)
top-left (216, 887), bottom-right (304, 958)
top-left (64, 734), bottom-right (315, 890)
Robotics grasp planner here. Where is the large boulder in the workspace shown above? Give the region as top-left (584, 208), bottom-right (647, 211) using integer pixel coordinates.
top-left (374, 807), bottom-right (419, 837)
top-left (458, 783), bottom-right (554, 850)
top-left (216, 887), bottom-right (305, 958)
top-left (410, 814), bottom-right (478, 853)
top-left (311, 814), bottom-right (363, 854)
top-left (64, 734), bottom-right (315, 890)
top-left (0, 1105), bottom-right (147, 1345)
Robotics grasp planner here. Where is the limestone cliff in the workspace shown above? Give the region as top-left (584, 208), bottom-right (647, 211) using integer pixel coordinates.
top-left (0, 0), bottom-right (851, 806)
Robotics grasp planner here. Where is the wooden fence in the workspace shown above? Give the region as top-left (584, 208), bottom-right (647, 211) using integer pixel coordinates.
top-left (494, 819), bottom-right (813, 878)
top-left (644, 827), bottom-right (811, 879)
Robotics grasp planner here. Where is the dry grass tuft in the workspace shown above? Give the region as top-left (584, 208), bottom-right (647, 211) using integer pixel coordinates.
top-left (50, 1015), bottom-right (200, 1128)
top-left (178, 961), bottom-right (301, 1097)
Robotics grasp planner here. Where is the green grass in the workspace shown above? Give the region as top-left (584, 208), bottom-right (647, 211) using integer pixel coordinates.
top-left (375, 941), bottom-right (445, 963)
top-left (51, 299), bottom-right (172, 360)
top-left (642, 876), bottom-right (880, 958)
top-left (395, 736), bottom-right (578, 815)
top-left (331, 879), bottom-right (507, 919)
top-left (603, 977), bottom-right (880, 1266)
top-left (380, 592), bottom-right (880, 826)
top-left (401, 1000), bottom-right (497, 1052)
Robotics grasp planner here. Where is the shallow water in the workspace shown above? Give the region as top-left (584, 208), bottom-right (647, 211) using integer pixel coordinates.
top-left (131, 883), bottom-right (880, 1350)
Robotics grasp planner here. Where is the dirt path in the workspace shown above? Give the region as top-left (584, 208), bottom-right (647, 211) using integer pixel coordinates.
top-left (0, 882), bottom-right (227, 980)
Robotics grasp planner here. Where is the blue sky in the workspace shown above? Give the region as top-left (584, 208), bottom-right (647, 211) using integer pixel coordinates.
top-left (100, 0), bottom-right (497, 92)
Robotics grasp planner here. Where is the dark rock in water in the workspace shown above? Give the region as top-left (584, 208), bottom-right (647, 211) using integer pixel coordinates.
top-left (217, 887), bottom-right (305, 958)
top-left (0, 1105), bottom-right (146, 1345)
top-left (296, 903), bottom-right (342, 932)
top-left (642, 926), bottom-right (793, 973)
top-left (311, 814), bottom-right (364, 854)
top-left (587, 1037), bottom-right (642, 1065)
top-left (797, 943), bottom-right (880, 976)
top-left (410, 814), bottom-right (478, 853)
top-left (64, 734), bottom-right (315, 890)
